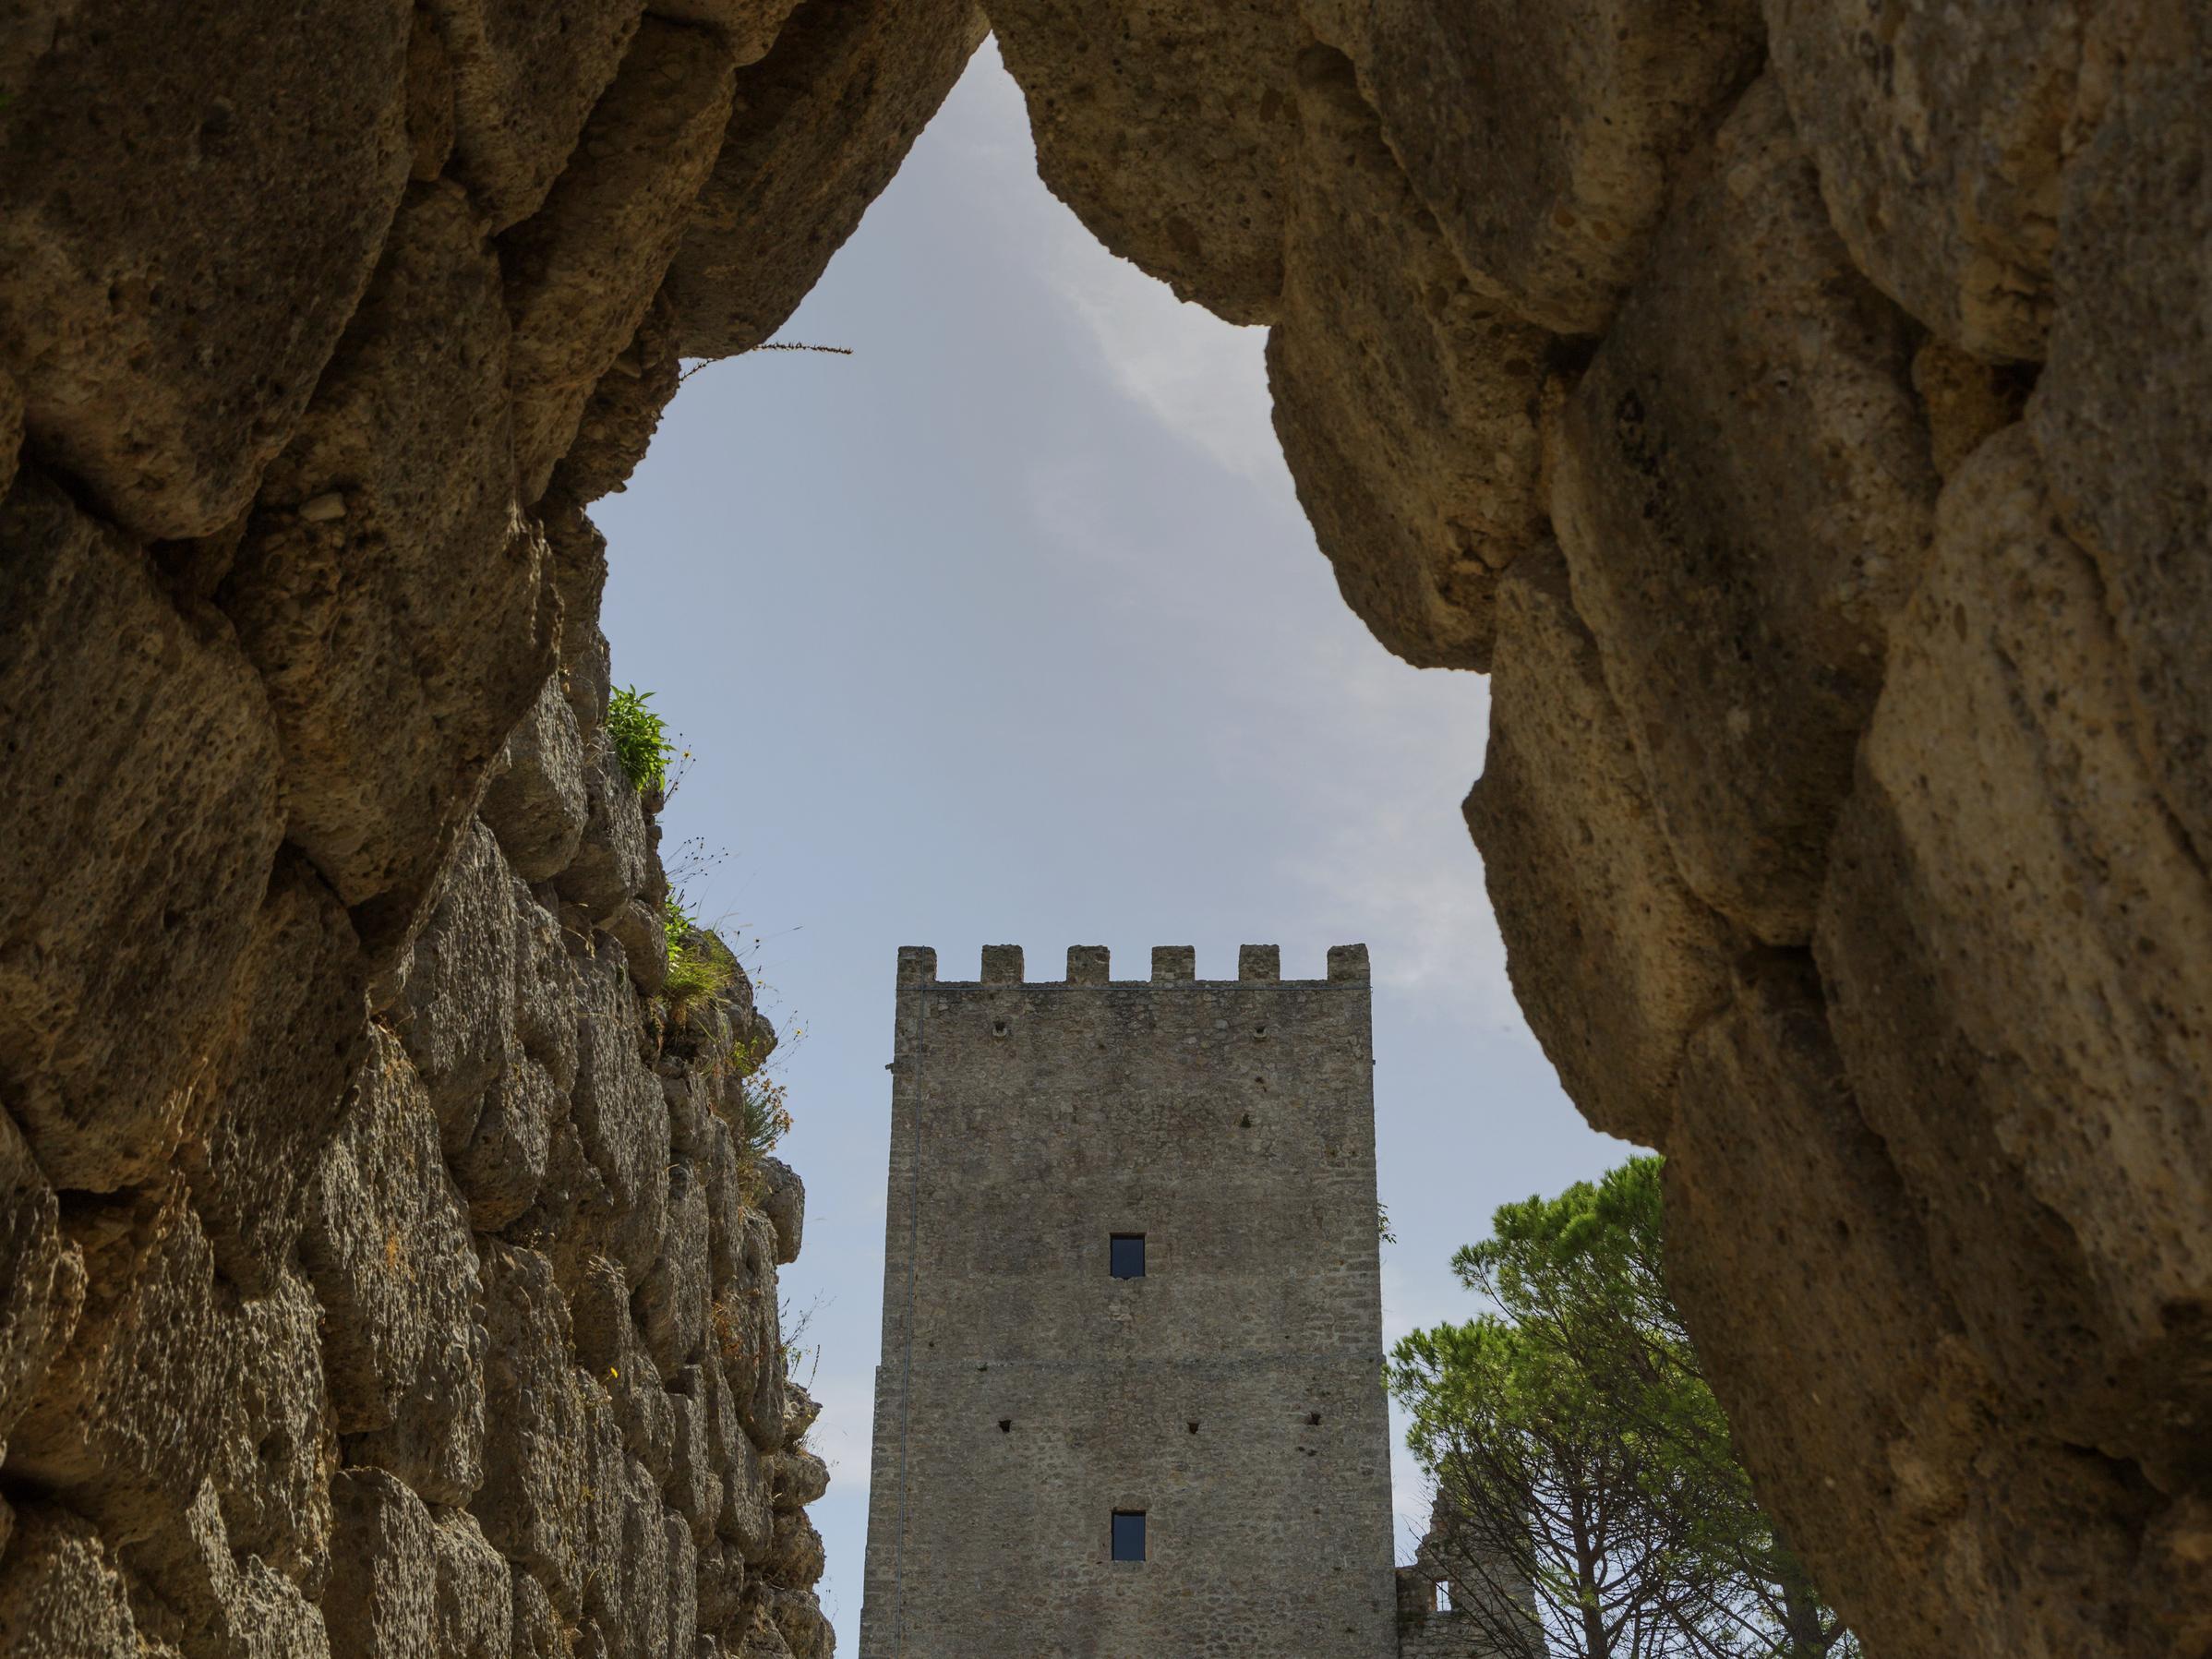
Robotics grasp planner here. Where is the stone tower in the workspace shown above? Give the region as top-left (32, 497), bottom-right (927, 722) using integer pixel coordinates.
top-left (860, 943), bottom-right (1399, 1658)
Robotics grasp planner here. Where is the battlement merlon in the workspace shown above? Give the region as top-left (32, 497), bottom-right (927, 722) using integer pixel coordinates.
top-left (892, 943), bottom-right (1371, 987)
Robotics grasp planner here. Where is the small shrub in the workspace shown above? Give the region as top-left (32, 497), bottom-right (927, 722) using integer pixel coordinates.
top-left (665, 934), bottom-right (736, 1008)
top-left (662, 892), bottom-right (699, 953)
top-left (727, 1031), bottom-right (792, 1165)
top-left (606, 685), bottom-right (676, 794)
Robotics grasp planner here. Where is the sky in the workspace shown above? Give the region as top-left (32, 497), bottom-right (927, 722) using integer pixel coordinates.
top-left (595, 42), bottom-right (1631, 1650)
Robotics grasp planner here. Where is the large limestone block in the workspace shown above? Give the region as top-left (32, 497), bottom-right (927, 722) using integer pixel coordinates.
top-left (300, 1032), bottom-right (487, 1507)
top-left (324, 1470), bottom-right (438, 1659)
top-left (638, 1160), bottom-right (712, 1376)
top-left (691, 1355), bottom-right (773, 1561)
top-left (1461, 548), bottom-right (1738, 1147)
top-left (8, 1186), bottom-right (234, 1549)
top-left (667, 1374), bottom-right (726, 1547)
top-left (665, 1513), bottom-right (701, 1656)
top-left (126, 1481), bottom-right (333, 1659)
top-left (1660, 954), bottom-right (2146, 1659)
top-left (453, 1058), bottom-right (569, 1232)
top-left (0, 471), bottom-right (283, 1191)
top-left (1304, 0), bottom-right (1761, 336)
top-left (576, 1392), bottom-right (672, 1658)
top-left (727, 1213), bottom-right (785, 1452)
top-left (551, 290), bottom-right (684, 507)
top-left (481, 677), bottom-right (591, 884)
top-left (547, 505), bottom-right (614, 691)
top-left (0, 1108), bottom-right (85, 1461)
top-left (0, 1505), bottom-right (147, 1654)
top-left (509, 1570), bottom-right (575, 1659)
top-left (223, 183), bottom-right (556, 953)
top-left (732, 1594), bottom-right (799, 1659)
top-left (471, 1245), bottom-right (590, 1616)
top-left (0, 0), bottom-right (409, 537)
top-left (1816, 427), bottom-right (2212, 1487)
top-left (988, 0), bottom-right (1293, 323)
top-left (555, 740), bottom-right (655, 924)
top-left (764, 1584), bottom-right (831, 1659)
top-left (178, 856), bottom-right (370, 1295)
top-left (513, 886), bottom-right (585, 1093)
top-left (1268, 47), bottom-right (1553, 672)
top-left (1551, 78), bottom-right (1938, 944)
top-left (420, 0), bottom-right (646, 232)
top-left (607, 896), bottom-right (673, 995)
top-left (502, 17), bottom-right (740, 499)
top-left (1763, 0), bottom-right (2090, 360)
top-left (694, 1537), bottom-right (750, 1641)
top-left (650, 0), bottom-right (800, 64)
top-left (664, 0), bottom-right (987, 357)
top-left (429, 1505), bottom-right (514, 1659)
top-left (2027, 6), bottom-right (2212, 865)
top-left (568, 1255), bottom-right (676, 1485)
top-left (767, 1447), bottom-right (828, 1514)
top-left (759, 1509), bottom-right (823, 1586)
top-left (703, 1117), bottom-right (751, 1299)
top-left (565, 942), bottom-right (673, 1289)
top-left (210, 1270), bottom-right (340, 1597)
top-left (398, 822), bottom-right (527, 1142)
top-left (757, 1159), bottom-right (804, 1266)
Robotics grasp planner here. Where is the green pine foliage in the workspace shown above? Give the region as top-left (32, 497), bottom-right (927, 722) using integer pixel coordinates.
top-left (1389, 1158), bottom-right (1857, 1659)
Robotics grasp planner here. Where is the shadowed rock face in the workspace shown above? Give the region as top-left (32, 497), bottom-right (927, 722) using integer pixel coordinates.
top-left (0, 3), bottom-right (892, 1649)
top-left (0, 1), bottom-right (2206, 1656)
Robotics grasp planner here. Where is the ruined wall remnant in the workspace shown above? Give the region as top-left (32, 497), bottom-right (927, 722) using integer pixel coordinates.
top-left (974, 2), bottom-right (2209, 1655)
top-left (0, 0), bottom-right (989, 1650)
top-left (2, 0), bottom-right (2208, 1655)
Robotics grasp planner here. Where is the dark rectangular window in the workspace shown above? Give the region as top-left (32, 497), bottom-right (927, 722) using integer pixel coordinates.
top-left (1111, 1510), bottom-right (1147, 1562)
top-left (1109, 1233), bottom-right (1146, 1279)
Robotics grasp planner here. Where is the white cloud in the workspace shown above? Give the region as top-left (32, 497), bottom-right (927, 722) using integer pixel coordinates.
top-left (1043, 233), bottom-right (1285, 487)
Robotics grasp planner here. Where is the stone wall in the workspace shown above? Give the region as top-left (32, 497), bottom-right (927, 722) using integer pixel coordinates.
top-left (970, 5), bottom-right (2212, 1655)
top-left (3, 0), bottom-right (2208, 1655)
top-left (860, 944), bottom-right (1397, 1658)
top-left (0, 0), bottom-right (993, 1652)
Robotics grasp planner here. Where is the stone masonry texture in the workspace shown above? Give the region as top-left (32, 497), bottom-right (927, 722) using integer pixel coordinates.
top-left (1, 0), bottom-right (2208, 1654)
top-left (861, 944), bottom-right (1398, 1658)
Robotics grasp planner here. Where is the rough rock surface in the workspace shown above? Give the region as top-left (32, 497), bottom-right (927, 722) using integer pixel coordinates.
top-left (1462, 548), bottom-right (1738, 1148)
top-left (1268, 45), bottom-right (1553, 671)
top-left (1817, 427), bottom-right (2212, 1490)
top-left (0, 471), bottom-right (284, 1192)
top-left (0, 0), bottom-right (837, 1641)
top-left (1549, 78), bottom-right (1938, 944)
top-left (0, 0), bottom-right (411, 538)
top-left (1304, 0), bottom-right (1762, 336)
top-left (989, 0), bottom-right (1299, 323)
top-left (663, 0), bottom-right (988, 357)
top-left (2, 3), bottom-right (2207, 1657)
top-left (222, 181), bottom-right (558, 952)
top-left (972, 6), bottom-right (2211, 1655)
top-left (1763, 0), bottom-right (2089, 360)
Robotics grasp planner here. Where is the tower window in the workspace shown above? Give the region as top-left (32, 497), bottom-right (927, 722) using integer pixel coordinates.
top-left (1109, 1233), bottom-right (1147, 1279)
top-left (1111, 1510), bottom-right (1147, 1562)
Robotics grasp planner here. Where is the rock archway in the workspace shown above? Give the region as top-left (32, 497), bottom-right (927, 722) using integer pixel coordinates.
top-left (2, 1), bottom-right (2206, 1655)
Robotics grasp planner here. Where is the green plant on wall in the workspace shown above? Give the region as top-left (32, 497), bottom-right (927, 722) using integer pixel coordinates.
top-left (606, 684), bottom-right (676, 794)
top-left (727, 1028), bottom-right (793, 1165)
top-left (665, 932), bottom-right (736, 1008)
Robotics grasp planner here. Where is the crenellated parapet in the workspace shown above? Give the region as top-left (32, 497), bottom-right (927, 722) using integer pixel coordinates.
top-left (896, 942), bottom-right (1370, 986)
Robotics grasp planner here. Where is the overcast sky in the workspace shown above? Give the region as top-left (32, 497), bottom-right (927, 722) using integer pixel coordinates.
top-left (595, 42), bottom-right (1630, 1649)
